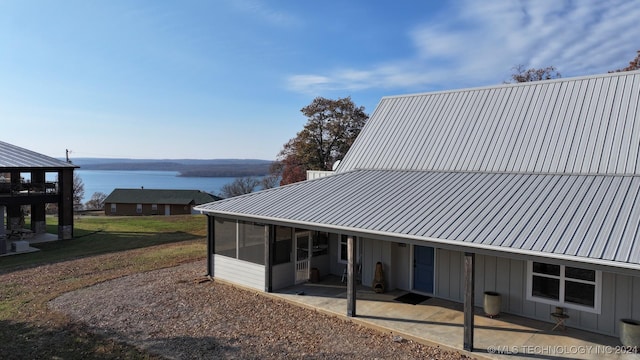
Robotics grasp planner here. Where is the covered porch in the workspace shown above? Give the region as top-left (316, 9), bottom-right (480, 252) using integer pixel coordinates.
top-left (272, 277), bottom-right (632, 360)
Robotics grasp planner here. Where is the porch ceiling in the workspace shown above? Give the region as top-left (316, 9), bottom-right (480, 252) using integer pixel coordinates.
top-left (195, 170), bottom-right (640, 271)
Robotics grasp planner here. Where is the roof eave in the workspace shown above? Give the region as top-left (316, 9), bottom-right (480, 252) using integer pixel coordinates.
top-left (194, 208), bottom-right (640, 273)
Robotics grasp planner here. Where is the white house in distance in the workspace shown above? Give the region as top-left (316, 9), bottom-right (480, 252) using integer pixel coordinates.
top-left (195, 70), bottom-right (640, 350)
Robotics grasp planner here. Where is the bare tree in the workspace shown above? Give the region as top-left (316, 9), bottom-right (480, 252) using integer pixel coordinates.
top-left (220, 177), bottom-right (261, 198)
top-left (73, 173), bottom-right (85, 210)
top-left (508, 65), bottom-right (561, 83)
top-left (85, 192), bottom-right (107, 210)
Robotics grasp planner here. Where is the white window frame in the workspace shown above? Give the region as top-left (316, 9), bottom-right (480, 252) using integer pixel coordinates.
top-left (136, 204), bottom-right (142, 213)
top-left (152, 204), bottom-right (158, 211)
top-left (526, 261), bottom-right (602, 314)
top-left (337, 235), bottom-right (360, 264)
top-left (110, 204), bottom-right (116, 213)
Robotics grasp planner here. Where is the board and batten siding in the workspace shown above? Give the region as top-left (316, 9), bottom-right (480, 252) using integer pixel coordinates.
top-left (435, 249), bottom-right (640, 337)
top-left (213, 255), bottom-right (265, 291)
top-left (361, 238), bottom-right (393, 290)
top-left (272, 262), bottom-right (294, 291)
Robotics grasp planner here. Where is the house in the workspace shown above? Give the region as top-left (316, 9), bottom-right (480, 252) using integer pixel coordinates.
top-left (0, 141), bottom-right (78, 254)
top-left (104, 188), bottom-right (220, 216)
top-left (195, 70), bottom-right (640, 350)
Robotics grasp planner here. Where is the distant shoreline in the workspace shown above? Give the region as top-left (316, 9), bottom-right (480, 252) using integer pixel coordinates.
top-left (68, 158), bottom-right (274, 178)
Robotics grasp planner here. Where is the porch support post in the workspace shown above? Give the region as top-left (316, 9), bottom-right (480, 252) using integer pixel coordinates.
top-left (265, 224), bottom-right (274, 293)
top-left (0, 205), bottom-right (5, 255)
top-left (347, 235), bottom-right (357, 317)
top-left (207, 216), bottom-right (215, 277)
top-left (463, 252), bottom-right (475, 352)
top-left (57, 168), bottom-right (74, 240)
top-left (31, 170), bottom-right (47, 234)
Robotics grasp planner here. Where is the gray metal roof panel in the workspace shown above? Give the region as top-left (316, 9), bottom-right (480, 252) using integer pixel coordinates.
top-left (337, 71), bottom-right (640, 175)
top-left (0, 141), bottom-right (77, 168)
top-left (195, 170), bottom-right (640, 269)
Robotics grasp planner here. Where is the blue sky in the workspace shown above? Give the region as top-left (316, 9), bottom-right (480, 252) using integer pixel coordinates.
top-left (1, 0), bottom-right (638, 160)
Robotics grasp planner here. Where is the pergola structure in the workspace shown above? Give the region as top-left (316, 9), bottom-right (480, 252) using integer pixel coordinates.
top-left (0, 141), bottom-right (77, 254)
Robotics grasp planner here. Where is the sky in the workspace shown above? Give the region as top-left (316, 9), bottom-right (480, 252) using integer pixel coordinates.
top-left (1, 1), bottom-right (638, 161)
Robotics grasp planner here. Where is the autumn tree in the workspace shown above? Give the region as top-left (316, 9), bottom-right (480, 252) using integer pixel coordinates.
top-left (277, 96), bottom-right (368, 185)
top-left (610, 49), bottom-right (640, 72)
top-left (508, 65), bottom-right (561, 83)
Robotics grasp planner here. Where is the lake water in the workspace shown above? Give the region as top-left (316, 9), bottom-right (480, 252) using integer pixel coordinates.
top-left (76, 170), bottom-right (239, 203)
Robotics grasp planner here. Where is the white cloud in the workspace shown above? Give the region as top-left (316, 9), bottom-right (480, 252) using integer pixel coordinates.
top-left (287, 0), bottom-right (640, 94)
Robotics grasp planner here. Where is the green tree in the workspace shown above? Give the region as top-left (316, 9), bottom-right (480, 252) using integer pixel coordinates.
top-left (277, 96), bottom-right (368, 185)
top-left (508, 65), bottom-right (561, 83)
top-left (610, 49), bottom-right (640, 72)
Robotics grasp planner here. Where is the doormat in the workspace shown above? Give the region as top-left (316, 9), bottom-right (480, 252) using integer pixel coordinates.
top-left (394, 293), bottom-right (431, 305)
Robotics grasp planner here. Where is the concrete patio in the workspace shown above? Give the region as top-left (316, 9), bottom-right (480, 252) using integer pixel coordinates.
top-left (1, 232), bottom-right (58, 256)
top-left (271, 276), bottom-right (639, 360)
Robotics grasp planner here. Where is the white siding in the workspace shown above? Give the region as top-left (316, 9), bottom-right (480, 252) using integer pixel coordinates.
top-left (272, 262), bottom-right (294, 291)
top-left (464, 252), bottom-right (640, 337)
top-left (391, 242), bottom-right (410, 291)
top-left (213, 255), bottom-right (265, 291)
top-left (361, 238), bottom-right (393, 290)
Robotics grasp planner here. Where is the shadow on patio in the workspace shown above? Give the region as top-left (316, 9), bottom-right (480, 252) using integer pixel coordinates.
top-left (272, 276), bottom-right (635, 360)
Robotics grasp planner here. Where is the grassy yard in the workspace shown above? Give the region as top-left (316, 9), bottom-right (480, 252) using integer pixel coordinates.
top-left (0, 214), bottom-right (208, 359)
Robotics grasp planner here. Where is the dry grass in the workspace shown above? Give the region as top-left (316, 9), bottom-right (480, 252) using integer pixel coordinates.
top-left (0, 215), bottom-right (207, 359)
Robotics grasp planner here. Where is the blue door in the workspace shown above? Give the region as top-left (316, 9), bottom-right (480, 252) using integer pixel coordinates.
top-left (413, 246), bottom-right (434, 294)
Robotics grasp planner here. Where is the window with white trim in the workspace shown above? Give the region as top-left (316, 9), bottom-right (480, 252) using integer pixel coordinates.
top-left (338, 235), bottom-right (360, 264)
top-left (136, 204), bottom-right (142, 213)
top-left (338, 235), bottom-right (349, 263)
top-left (110, 204), bottom-right (116, 213)
top-left (527, 261), bottom-right (601, 313)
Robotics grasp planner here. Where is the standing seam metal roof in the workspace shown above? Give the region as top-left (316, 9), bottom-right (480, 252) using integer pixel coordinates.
top-left (196, 170), bottom-right (640, 269)
top-left (337, 71), bottom-right (640, 175)
top-left (0, 141), bottom-right (77, 168)
top-left (196, 71), bottom-right (640, 269)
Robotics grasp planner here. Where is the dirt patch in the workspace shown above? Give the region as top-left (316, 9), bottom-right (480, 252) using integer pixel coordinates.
top-left (49, 260), bottom-right (472, 359)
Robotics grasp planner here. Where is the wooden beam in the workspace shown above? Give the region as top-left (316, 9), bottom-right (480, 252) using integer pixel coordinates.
top-left (265, 224), bottom-right (274, 292)
top-left (207, 216), bottom-right (215, 277)
top-left (0, 205), bottom-right (5, 255)
top-left (463, 252), bottom-right (475, 351)
top-left (347, 235), bottom-right (357, 317)
top-left (57, 168), bottom-right (74, 239)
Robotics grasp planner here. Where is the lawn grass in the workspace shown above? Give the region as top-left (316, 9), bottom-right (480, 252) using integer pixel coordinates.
top-left (0, 214), bottom-right (208, 271)
top-left (0, 214), bottom-right (208, 359)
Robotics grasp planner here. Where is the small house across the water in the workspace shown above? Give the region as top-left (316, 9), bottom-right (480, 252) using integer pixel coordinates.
top-left (104, 188), bottom-right (220, 216)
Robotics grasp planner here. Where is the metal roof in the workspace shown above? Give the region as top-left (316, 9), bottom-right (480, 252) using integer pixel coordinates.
top-left (105, 188), bottom-right (220, 205)
top-left (338, 71), bottom-right (640, 175)
top-left (0, 141), bottom-right (77, 169)
top-left (196, 71), bottom-right (640, 270)
top-left (196, 170), bottom-right (640, 270)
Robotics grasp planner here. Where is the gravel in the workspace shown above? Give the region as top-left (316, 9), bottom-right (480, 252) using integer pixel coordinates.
top-left (49, 260), bottom-right (472, 359)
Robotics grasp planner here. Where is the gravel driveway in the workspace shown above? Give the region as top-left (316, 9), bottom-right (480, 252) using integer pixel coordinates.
top-left (49, 260), bottom-right (472, 359)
